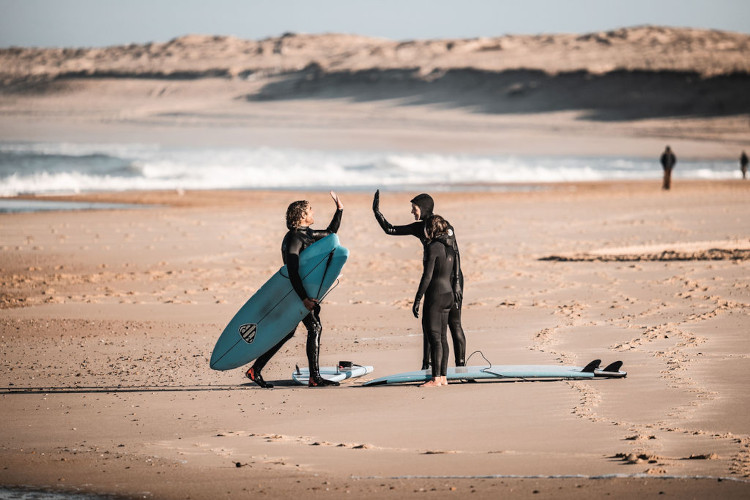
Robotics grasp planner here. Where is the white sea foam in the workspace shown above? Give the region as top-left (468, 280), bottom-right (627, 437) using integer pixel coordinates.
top-left (0, 487), bottom-right (115, 499)
top-left (0, 142), bottom-right (742, 196)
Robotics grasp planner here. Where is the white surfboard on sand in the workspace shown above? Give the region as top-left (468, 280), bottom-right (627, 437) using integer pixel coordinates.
top-left (291, 364), bottom-right (374, 385)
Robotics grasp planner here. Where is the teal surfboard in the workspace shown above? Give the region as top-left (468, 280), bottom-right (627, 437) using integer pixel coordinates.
top-left (363, 360), bottom-right (626, 386)
top-left (210, 234), bottom-right (348, 371)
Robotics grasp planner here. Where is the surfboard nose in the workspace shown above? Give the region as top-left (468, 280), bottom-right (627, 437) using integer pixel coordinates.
top-left (210, 344), bottom-right (235, 371)
top-left (209, 353), bottom-right (221, 370)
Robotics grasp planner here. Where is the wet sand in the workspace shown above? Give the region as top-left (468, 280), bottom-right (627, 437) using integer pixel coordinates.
top-left (1, 181), bottom-right (749, 499)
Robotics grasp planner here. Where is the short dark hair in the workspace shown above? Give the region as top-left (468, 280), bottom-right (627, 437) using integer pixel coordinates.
top-left (425, 214), bottom-right (449, 239)
top-left (286, 200), bottom-right (309, 229)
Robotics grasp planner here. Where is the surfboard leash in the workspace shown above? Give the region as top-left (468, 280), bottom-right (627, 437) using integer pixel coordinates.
top-left (316, 250), bottom-right (336, 299)
top-left (318, 279), bottom-right (340, 303)
top-left (466, 350), bottom-right (494, 372)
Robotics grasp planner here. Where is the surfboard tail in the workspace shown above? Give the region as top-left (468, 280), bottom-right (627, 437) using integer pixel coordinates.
top-left (594, 360), bottom-right (627, 378)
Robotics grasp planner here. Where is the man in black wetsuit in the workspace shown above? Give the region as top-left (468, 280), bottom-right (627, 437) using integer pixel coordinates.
top-left (660, 146), bottom-right (676, 190)
top-left (372, 190), bottom-right (466, 369)
top-left (245, 191), bottom-right (344, 388)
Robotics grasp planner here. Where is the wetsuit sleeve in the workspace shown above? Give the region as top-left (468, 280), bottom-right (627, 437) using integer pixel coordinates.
top-left (310, 208), bottom-right (343, 240)
top-left (285, 236), bottom-right (309, 302)
top-left (328, 208), bottom-right (343, 233)
top-left (373, 209), bottom-right (422, 237)
top-left (452, 244), bottom-right (462, 303)
top-left (415, 243), bottom-right (438, 305)
top-left (445, 225), bottom-right (463, 299)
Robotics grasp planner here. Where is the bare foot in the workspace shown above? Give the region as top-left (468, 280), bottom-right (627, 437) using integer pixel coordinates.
top-left (440, 376), bottom-right (448, 386)
top-left (420, 378), bottom-right (441, 387)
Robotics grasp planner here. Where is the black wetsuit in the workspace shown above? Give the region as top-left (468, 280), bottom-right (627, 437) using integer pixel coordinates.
top-left (373, 192), bottom-right (466, 367)
top-left (660, 149), bottom-right (676, 190)
top-left (250, 208), bottom-right (343, 381)
top-left (415, 235), bottom-right (457, 378)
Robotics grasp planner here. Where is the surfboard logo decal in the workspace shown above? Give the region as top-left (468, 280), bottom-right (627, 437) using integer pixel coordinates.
top-left (239, 323), bottom-right (257, 344)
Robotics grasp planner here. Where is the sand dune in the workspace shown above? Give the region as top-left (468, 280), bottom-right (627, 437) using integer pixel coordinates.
top-left (2, 26), bottom-right (750, 123)
top-left (3, 27), bottom-right (749, 83)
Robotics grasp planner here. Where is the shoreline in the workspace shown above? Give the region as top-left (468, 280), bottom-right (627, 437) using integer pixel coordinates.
top-left (2, 178), bottom-right (747, 205)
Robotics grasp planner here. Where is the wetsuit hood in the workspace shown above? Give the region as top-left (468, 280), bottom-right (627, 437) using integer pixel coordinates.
top-left (410, 193), bottom-right (434, 220)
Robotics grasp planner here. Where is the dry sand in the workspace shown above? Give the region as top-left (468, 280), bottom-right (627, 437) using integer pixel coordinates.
top-left (1, 181), bottom-right (749, 499)
top-left (1, 25), bottom-right (750, 499)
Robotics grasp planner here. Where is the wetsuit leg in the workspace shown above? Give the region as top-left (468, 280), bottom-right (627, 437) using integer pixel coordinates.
top-left (425, 292), bottom-right (453, 378)
top-left (253, 329), bottom-right (295, 372)
top-left (448, 299), bottom-right (466, 366)
top-left (438, 299), bottom-right (451, 377)
top-left (304, 305), bottom-right (339, 387)
top-left (248, 327), bottom-right (295, 388)
top-left (663, 168), bottom-right (672, 190)
top-left (421, 314), bottom-right (431, 370)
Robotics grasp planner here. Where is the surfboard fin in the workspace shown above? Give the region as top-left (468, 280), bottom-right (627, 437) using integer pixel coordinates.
top-left (295, 364), bottom-right (301, 375)
top-left (363, 379), bottom-right (388, 386)
top-left (594, 361), bottom-right (627, 378)
top-left (602, 361), bottom-right (623, 373)
top-left (581, 359), bottom-right (601, 373)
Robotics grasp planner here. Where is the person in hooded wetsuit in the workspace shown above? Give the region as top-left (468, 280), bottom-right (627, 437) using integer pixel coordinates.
top-left (660, 146), bottom-right (677, 190)
top-left (245, 191), bottom-right (344, 388)
top-left (413, 215), bottom-right (458, 387)
top-left (372, 190), bottom-right (466, 369)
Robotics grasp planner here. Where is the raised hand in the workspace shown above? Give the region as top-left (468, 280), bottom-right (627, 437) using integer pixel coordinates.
top-left (330, 191), bottom-right (343, 210)
top-left (372, 189), bottom-right (380, 212)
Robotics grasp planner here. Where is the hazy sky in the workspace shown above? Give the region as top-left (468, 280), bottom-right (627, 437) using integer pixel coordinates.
top-left (1, 0), bottom-right (748, 48)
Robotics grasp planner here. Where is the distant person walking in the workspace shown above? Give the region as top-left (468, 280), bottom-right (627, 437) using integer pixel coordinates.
top-left (741, 151), bottom-right (748, 180)
top-left (660, 146), bottom-right (677, 190)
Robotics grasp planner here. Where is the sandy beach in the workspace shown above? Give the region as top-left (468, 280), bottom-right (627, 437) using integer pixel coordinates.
top-left (1, 180), bottom-right (749, 499)
top-left (1, 26), bottom-right (750, 499)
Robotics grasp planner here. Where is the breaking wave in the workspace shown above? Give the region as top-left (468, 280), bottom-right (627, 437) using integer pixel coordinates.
top-left (0, 142), bottom-right (741, 196)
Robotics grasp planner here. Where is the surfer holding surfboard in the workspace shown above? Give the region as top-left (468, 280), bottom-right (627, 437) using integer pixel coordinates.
top-left (245, 191), bottom-right (345, 388)
top-left (373, 191), bottom-right (467, 370)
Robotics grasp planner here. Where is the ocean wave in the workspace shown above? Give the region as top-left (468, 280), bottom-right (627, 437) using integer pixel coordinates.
top-left (0, 142), bottom-right (742, 196)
